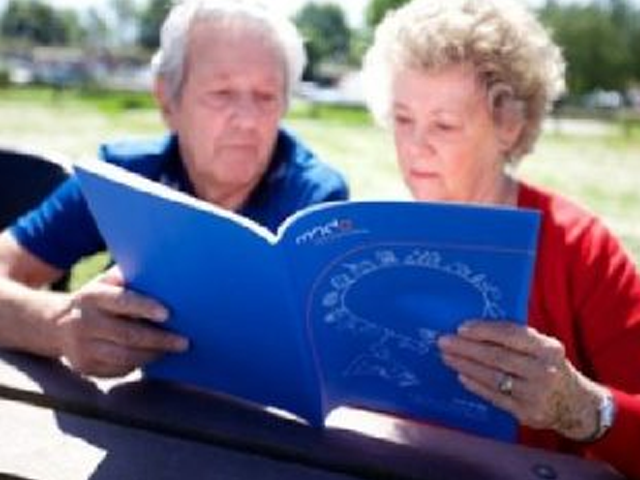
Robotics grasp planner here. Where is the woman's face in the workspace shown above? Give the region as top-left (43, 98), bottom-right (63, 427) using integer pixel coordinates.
top-left (391, 64), bottom-right (512, 204)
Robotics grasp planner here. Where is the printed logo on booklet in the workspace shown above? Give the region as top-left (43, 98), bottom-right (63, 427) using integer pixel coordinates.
top-left (295, 218), bottom-right (368, 246)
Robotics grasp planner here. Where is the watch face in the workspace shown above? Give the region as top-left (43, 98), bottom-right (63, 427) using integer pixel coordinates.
top-left (600, 393), bottom-right (616, 430)
top-left (582, 392), bottom-right (616, 443)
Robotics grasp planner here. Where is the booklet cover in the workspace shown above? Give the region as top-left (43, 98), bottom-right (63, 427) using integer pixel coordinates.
top-left (75, 159), bottom-right (540, 442)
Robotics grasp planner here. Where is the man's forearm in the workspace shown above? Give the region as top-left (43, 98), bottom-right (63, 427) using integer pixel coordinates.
top-left (0, 277), bottom-right (70, 358)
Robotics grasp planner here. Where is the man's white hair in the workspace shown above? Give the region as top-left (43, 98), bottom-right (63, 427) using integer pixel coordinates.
top-left (151, 0), bottom-right (306, 105)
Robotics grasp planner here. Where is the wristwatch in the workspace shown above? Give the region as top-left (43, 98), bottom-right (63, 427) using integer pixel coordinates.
top-left (580, 390), bottom-right (616, 443)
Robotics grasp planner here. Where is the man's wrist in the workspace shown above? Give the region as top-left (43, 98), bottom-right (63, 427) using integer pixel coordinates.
top-left (41, 290), bottom-right (74, 358)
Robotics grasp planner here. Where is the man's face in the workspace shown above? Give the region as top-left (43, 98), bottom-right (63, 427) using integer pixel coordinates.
top-left (160, 22), bottom-right (286, 206)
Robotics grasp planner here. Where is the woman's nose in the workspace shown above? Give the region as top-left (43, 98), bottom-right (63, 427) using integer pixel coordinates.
top-left (408, 124), bottom-right (436, 153)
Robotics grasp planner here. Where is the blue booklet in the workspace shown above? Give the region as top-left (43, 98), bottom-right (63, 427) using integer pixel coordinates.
top-left (75, 160), bottom-right (540, 442)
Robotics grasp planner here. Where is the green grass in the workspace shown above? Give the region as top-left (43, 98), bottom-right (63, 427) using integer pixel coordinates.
top-left (0, 85), bottom-right (157, 113)
top-left (1, 87), bottom-right (638, 287)
top-left (519, 135), bottom-right (640, 262)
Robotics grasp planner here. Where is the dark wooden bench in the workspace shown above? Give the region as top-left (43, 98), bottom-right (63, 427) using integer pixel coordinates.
top-left (0, 350), bottom-right (625, 480)
top-left (0, 145), bottom-right (71, 290)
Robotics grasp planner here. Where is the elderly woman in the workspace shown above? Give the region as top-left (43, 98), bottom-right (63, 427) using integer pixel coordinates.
top-left (362, 0), bottom-right (640, 477)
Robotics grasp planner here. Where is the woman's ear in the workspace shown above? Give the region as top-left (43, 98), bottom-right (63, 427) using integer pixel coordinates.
top-left (153, 78), bottom-right (177, 131)
top-left (495, 99), bottom-right (525, 153)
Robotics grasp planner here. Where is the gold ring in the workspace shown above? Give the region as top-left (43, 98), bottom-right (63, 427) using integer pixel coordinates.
top-left (498, 373), bottom-right (514, 396)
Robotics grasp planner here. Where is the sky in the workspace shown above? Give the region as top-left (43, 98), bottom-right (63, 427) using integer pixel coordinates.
top-left (0, 0), bottom-right (369, 26)
top-left (0, 0), bottom-right (544, 27)
top-left (3, 0), bottom-right (640, 27)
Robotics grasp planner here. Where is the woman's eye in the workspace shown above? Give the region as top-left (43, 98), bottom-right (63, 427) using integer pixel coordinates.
top-left (393, 114), bottom-right (413, 126)
top-left (211, 89), bottom-right (231, 98)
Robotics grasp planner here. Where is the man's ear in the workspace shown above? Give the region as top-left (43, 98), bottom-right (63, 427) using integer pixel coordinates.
top-left (153, 78), bottom-right (177, 131)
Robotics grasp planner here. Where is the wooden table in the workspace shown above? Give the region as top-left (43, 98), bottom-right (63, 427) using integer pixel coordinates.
top-left (0, 350), bottom-right (625, 480)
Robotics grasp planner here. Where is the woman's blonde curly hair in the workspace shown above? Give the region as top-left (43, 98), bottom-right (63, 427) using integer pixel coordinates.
top-left (362, 0), bottom-right (566, 162)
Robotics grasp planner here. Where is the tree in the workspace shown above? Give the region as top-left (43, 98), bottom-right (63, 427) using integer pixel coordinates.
top-left (630, 22), bottom-right (640, 81)
top-left (294, 2), bottom-right (351, 81)
top-left (138, 0), bottom-right (171, 51)
top-left (81, 7), bottom-right (112, 50)
top-left (365, 0), bottom-right (410, 29)
top-left (109, 0), bottom-right (140, 47)
top-left (540, 1), bottom-right (634, 95)
top-left (607, 0), bottom-right (640, 83)
top-left (0, 0), bottom-right (81, 46)
top-left (353, 0), bottom-right (410, 64)
top-left (57, 9), bottom-right (84, 46)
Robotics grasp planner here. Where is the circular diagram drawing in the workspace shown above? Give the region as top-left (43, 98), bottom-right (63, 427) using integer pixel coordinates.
top-left (307, 243), bottom-right (507, 419)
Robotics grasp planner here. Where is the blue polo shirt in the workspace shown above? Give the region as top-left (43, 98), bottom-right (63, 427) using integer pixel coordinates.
top-left (10, 129), bottom-right (348, 271)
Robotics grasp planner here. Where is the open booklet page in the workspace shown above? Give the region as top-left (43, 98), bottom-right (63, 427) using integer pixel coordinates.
top-left (75, 159), bottom-right (540, 440)
top-left (279, 201), bottom-right (539, 440)
top-left (75, 159), bottom-right (323, 423)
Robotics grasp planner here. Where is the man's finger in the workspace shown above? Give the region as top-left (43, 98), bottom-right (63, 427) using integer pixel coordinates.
top-left (78, 285), bottom-right (168, 323)
top-left (98, 265), bottom-right (125, 287)
top-left (71, 339), bottom-right (166, 377)
top-left (85, 312), bottom-right (188, 352)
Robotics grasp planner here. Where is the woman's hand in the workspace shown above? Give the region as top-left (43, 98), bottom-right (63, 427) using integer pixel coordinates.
top-left (438, 321), bottom-right (609, 441)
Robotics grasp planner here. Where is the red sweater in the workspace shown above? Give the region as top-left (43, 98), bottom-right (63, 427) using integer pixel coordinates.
top-left (518, 182), bottom-right (640, 479)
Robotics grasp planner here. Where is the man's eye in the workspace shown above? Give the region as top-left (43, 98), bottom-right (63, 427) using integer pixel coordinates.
top-left (203, 88), bottom-right (232, 99)
top-left (436, 122), bottom-right (458, 132)
top-left (255, 92), bottom-right (278, 104)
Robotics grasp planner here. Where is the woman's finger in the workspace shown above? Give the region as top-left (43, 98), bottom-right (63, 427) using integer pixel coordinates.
top-left (456, 321), bottom-right (547, 356)
top-left (438, 334), bottom-right (538, 378)
top-left (441, 352), bottom-right (525, 400)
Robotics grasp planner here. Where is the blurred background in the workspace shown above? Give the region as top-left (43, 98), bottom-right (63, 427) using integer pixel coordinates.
top-left (0, 0), bottom-right (638, 281)
top-left (2, 0), bottom-right (640, 107)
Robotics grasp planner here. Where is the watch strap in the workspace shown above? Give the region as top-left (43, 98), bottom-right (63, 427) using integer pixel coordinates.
top-left (578, 390), bottom-right (616, 443)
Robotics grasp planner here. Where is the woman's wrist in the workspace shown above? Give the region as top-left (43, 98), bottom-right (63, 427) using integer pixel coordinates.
top-left (574, 389), bottom-right (616, 443)
top-left (557, 371), bottom-right (616, 443)
top-left (551, 364), bottom-right (615, 442)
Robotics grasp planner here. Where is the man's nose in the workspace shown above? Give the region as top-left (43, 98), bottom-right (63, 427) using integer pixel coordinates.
top-left (230, 94), bottom-right (261, 125)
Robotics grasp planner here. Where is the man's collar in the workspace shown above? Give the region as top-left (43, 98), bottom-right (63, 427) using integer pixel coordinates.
top-left (165, 128), bottom-right (293, 208)
top-left (160, 134), bottom-right (195, 195)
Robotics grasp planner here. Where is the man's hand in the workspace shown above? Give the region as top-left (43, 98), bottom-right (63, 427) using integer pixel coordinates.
top-left (438, 321), bottom-right (609, 441)
top-left (57, 268), bottom-right (188, 377)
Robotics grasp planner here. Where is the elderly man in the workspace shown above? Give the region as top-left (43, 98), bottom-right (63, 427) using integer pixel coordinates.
top-left (0, 0), bottom-right (348, 377)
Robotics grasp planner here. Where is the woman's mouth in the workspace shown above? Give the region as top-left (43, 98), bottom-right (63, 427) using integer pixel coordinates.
top-left (408, 168), bottom-right (439, 180)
